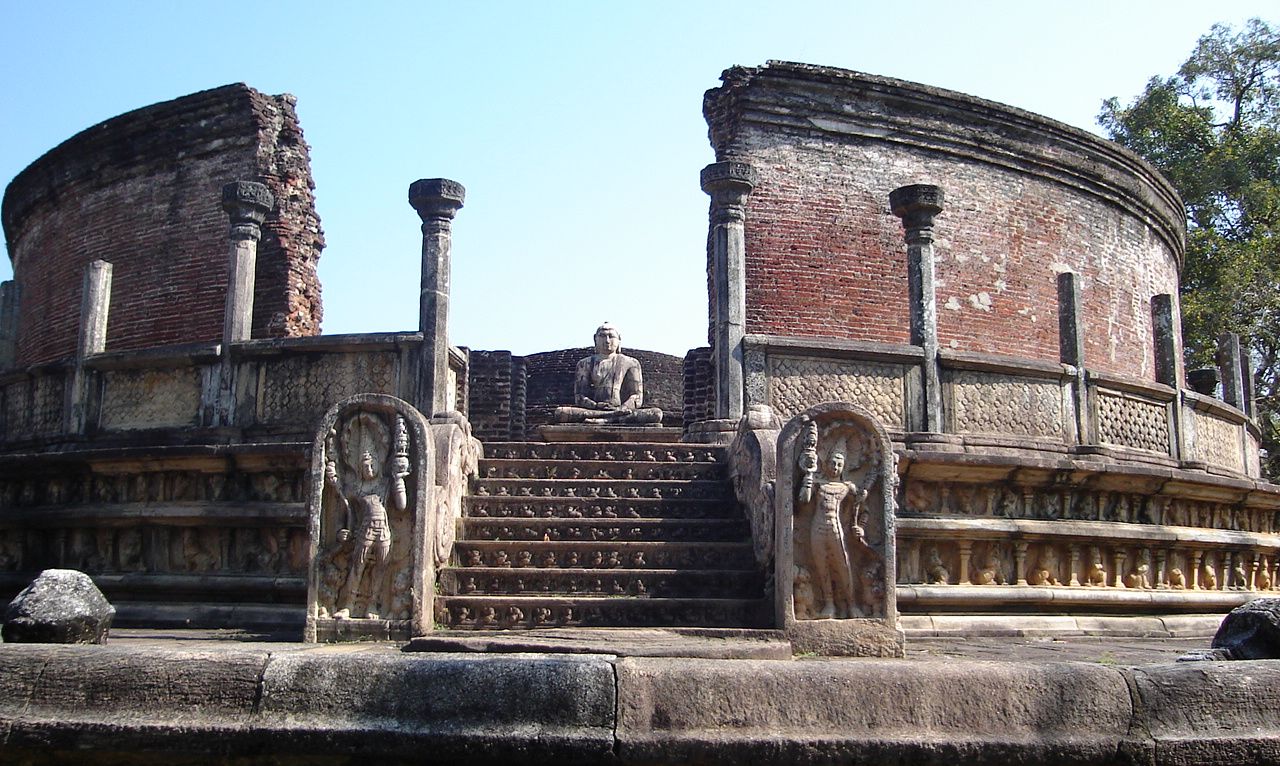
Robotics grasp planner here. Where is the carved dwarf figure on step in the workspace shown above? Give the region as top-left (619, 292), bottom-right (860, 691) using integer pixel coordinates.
top-left (554, 323), bottom-right (663, 425)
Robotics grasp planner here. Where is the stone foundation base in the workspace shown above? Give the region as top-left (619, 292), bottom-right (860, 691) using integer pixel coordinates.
top-left (307, 616), bottom-right (411, 642)
top-left (786, 618), bottom-right (905, 657)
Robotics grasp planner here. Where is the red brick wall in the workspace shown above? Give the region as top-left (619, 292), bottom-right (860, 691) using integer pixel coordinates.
top-left (2, 84), bottom-right (324, 367)
top-left (707, 63), bottom-right (1185, 382)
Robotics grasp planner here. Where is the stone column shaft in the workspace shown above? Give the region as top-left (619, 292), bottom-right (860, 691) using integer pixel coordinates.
top-left (1151, 294), bottom-right (1185, 460)
top-left (1217, 332), bottom-right (1246, 411)
top-left (220, 181), bottom-right (274, 345)
top-left (70, 260), bottom-right (113, 434)
top-left (702, 161), bottom-right (757, 421)
top-left (891, 185), bottom-right (944, 433)
top-left (409, 178), bottom-right (465, 417)
top-left (1057, 272), bottom-right (1088, 443)
top-left (0, 281), bottom-right (19, 370)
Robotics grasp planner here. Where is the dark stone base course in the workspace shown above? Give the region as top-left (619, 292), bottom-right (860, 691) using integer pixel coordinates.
top-left (3, 643), bottom-right (1280, 764)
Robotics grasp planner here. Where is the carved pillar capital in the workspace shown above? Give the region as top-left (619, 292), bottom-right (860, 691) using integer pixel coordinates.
top-left (409, 178), bottom-right (466, 225)
top-left (221, 181), bottom-right (275, 240)
top-left (889, 184), bottom-right (944, 242)
top-left (701, 160), bottom-right (757, 223)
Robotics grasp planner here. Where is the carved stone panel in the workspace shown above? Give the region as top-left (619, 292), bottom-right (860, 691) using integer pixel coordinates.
top-left (306, 394), bottom-right (435, 642)
top-left (1096, 390), bottom-right (1170, 454)
top-left (775, 401), bottom-right (901, 656)
top-left (260, 352), bottom-right (398, 427)
top-left (3, 374), bottom-right (65, 441)
top-left (946, 371), bottom-right (1064, 438)
top-left (99, 368), bottom-right (201, 431)
top-left (768, 356), bottom-right (906, 429)
top-left (1191, 410), bottom-right (1245, 474)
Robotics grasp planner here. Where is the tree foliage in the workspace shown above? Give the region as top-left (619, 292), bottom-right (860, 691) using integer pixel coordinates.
top-left (1100, 18), bottom-right (1280, 476)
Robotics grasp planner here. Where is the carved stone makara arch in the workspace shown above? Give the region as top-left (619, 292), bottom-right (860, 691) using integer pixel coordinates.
top-left (305, 394), bottom-right (436, 642)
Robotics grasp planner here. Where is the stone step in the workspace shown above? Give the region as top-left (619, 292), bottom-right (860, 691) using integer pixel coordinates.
top-left (441, 567), bottom-right (764, 599)
top-left (435, 595), bottom-right (769, 630)
top-left (471, 478), bottom-right (732, 502)
top-left (464, 496), bottom-right (738, 521)
top-left (462, 517), bottom-right (751, 543)
top-left (454, 540), bottom-right (756, 571)
top-left (479, 458), bottom-right (725, 482)
top-left (483, 442), bottom-right (723, 464)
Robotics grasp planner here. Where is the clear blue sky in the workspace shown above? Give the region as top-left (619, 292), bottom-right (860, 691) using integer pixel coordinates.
top-left (1, 2), bottom-right (1274, 356)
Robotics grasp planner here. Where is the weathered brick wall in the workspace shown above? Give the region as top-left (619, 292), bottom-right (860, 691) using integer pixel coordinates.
top-left (704, 62), bottom-right (1185, 382)
top-left (2, 84), bottom-right (324, 368)
top-left (683, 346), bottom-right (714, 426)
top-left (466, 350), bottom-right (522, 442)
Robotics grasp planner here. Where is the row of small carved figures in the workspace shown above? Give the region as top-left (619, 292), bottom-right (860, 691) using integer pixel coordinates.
top-left (473, 483), bottom-right (725, 500)
top-left (0, 471), bottom-right (307, 508)
top-left (457, 547), bottom-right (745, 570)
top-left (435, 601), bottom-right (746, 629)
top-left (467, 523), bottom-right (741, 543)
top-left (454, 574), bottom-right (696, 597)
top-left (490, 446), bottom-right (719, 463)
top-left (482, 464), bottom-right (718, 481)
top-left (903, 539), bottom-right (1280, 591)
top-left (468, 502), bottom-right (716, 519)
top-left (0, 526), bottom-right (305, 575)
top-left (903, 484), bottom-right (1280, 533)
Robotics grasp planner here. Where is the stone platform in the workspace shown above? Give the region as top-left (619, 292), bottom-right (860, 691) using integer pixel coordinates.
top-left (3, 628), bottom-right (1280, 764)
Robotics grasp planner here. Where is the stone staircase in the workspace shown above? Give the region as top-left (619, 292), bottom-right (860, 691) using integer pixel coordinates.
top-left (436, 441), bottom-right (768, 630)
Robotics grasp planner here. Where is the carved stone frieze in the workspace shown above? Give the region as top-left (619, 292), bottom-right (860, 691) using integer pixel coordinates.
top-left (260, 352), bottom-right (398, 426)
top-left (947, 371), bottom-right (1064, 438)
top-left (776, 401), bottom-right (901, 656)
top-left (768, 356), bottom-right (906, 429)
top-left (3, 374), bottom-right (65, 441)
top-left (1096, 390), bottom-right (1170, 454)
top-left (99, 368), bottom-right (202, 431)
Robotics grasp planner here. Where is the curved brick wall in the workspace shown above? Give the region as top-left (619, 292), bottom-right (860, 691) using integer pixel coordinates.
top-left (2, 84), bottom-right (324, 368)
top-left (705, 62), bottom-right (1185, 382)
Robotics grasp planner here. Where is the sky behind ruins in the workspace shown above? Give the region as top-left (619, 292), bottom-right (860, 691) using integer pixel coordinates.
top-left (1, 1), bottom-right (1275, 357)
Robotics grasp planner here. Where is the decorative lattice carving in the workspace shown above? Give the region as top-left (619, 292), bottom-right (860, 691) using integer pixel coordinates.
top-left (259, 352), bottom-right (398, 425)
top-left (1192, 410), bottom-right (1245, 474)
top-left (1096, 391), bottom-right (1170, 454)
top-left (99, 368), bottom-right (201, 431)
top-left (3, 375), bottom-right (65, 440)
top-left (948, 371), bottom-right (1063, 438)
top-left (768, 356), bottom-right (905, 428)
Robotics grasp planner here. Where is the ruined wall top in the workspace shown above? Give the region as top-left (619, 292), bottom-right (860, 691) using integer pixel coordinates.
top-left (2, 84), bottom-right (324, 367)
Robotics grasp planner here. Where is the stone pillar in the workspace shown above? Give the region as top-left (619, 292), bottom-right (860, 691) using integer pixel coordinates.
top-left (1216, 332), bottom-right (1245, 410)
top-left (701, 161), bottom-right (757, 421)
top-left (1151, 295), bottom-right (1181, 388)
top-left (220, 181), bottom-right (275, 344)
top-left (0, 281), bottom-right (18, 369)
top-left (409, 178), bottom-right (465, 417)
top-left (69, 260), bottom-right (113, 434)
top-left (1057, 272), bottom-right (1089, 443)
top-left (890, 185), bottom-right (944, 433)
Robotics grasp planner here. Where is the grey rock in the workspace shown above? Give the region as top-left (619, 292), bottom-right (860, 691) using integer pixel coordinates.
top-left (2, 569), bottom-right (115, 644)
top-left (1206, 597), bottom-right (1280, 660)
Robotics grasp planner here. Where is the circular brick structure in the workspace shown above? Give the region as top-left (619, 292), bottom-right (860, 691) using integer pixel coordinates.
top-left (706, 61), bottom-right (1184, 381)
top-left (1, 84), bottom-right (324, 368)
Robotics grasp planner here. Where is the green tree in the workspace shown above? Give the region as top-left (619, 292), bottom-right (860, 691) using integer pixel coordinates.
top-left (1100, 18), bottom-right (1280, 476)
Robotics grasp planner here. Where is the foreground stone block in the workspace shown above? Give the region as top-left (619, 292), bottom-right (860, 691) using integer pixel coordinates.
top-left (617, 657), bottom-right (1133, 764)
top-left (2, 569), bottom-right (115, 644)
top-left (1208, 597), bottom-right (1280, 659)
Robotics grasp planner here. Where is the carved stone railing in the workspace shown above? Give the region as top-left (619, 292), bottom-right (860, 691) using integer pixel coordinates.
top-left (741, 334), bottom-right (1261, 477)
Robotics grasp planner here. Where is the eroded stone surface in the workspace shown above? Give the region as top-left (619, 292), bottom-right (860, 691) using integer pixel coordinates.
top-left (1207, 597), bottom-right (1280, 660)
top-left (2, 569), bottom-right (114, 644)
